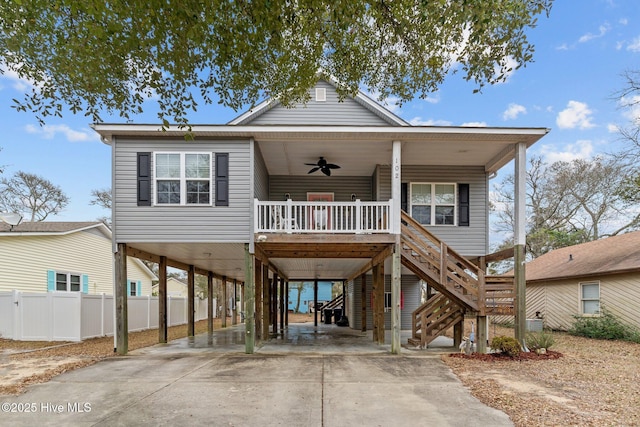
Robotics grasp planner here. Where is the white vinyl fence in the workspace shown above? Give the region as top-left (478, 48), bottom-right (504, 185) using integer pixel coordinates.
top-left (0, 290), bottom-right (216, 342)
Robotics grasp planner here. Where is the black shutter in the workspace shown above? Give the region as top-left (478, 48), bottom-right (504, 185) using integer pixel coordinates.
top-left (458, 183), bottom-right (469, 227)
top-left (215, 153), bottom-right (229, 206)
top-left (137, 152), bottom-right (151, 206)
top-left (401, 183), bottom-right (408, 213)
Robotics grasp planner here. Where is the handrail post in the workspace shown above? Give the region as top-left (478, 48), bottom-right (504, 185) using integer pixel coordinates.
top-left (286, 198), bottom-right (293, 234)
top-left (355, 199), bottom-right (362, 234)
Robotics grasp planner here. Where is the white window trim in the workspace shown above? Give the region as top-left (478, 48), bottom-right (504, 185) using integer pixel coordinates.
top-left (409, 182), bottom-right (457, 226)
top-left (153, 152), bottom-right (213, 206)
top-left (579, 281), bottom-right (600, 316)
top-left (56, 271), bottom-right (82, 292)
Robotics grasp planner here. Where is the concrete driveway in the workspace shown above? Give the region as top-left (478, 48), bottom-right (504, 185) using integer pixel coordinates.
top-left (0, 324), bottom-right (512, 426)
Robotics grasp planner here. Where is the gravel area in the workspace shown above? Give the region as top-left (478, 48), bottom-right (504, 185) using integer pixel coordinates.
top-left (2, 317), bottom-right (638, 426)
top-left (443, 325), bottom-right (640, 427)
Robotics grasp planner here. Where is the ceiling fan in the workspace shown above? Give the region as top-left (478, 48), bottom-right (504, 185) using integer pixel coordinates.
top-left (305, 157), bottom-right (341, 176)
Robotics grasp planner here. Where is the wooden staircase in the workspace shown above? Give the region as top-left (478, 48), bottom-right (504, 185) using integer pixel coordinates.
top-left (400, 211), bottom-right (515, 347)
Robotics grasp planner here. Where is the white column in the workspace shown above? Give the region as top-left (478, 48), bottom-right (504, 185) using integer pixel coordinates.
top-left (514, 142), bottom-right (527, 348)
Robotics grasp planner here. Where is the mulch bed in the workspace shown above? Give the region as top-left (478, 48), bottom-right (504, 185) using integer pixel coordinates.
top-left (449, 350), bottom-right (563, 361)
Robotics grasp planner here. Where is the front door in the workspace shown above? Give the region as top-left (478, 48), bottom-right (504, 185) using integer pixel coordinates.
top-left (307, 192), bottom-right (334, 230)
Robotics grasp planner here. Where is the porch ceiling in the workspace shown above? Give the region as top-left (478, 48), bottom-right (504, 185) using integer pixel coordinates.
top-left (95, 124), bottom-right (549, 175)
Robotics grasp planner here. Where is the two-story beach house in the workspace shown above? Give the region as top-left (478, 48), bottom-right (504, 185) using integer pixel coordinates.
top-left (93, 80), bottom-right (548, 354)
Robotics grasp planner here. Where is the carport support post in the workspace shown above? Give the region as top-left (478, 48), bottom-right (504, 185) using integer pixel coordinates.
top-left (272, 274), bottom-right (278, 333)
top-left (262, 269), bottom-right (270, 338)
top-left (159, 256), bottom-right (167, 343)
top-left (314, 279), bottom-right (318, 326)
top-left (360, 273), bottom-right (367, 332)
top-left (285, 281), bottom-right (289, 326)
top-left (514, 142), bottom-right (527, 349)
top-left (207, 272), bottom-right (214, 334)
top-left (232, 279), bottom-right (238, 325)
top-left (279, 276), bottom-right (285, 332)
top-left (254, 258), bottom-right (262, 340)
top-left (391, 239), bottom-right (402, 354)
top-left (221, 276), bottom-right (227, 328)
top-left (244, 244), bottom-right (255, 354)
top-left (372, 263), bottom-right (385, 344)
top-left (115, 243), bottom-right (128, 355)
top-left (453, 319), bottom-right (463, 348)
top-left (188, 265), bottom-right (195, 337)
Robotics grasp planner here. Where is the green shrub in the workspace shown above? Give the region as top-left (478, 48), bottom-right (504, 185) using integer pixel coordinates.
top-left (526, 330), bottom-right (555, 350)
top-left (569, 307), bottom-right (640, 343)
top-left (490, 336), bottom-right (521, 357)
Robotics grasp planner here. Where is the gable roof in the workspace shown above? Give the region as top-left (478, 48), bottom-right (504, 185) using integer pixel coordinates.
top-left (525, 231), bottom-right (640, 283)
top-left (0, 221), bottom-right (109, 236)
top-left (228, 79), bottom-right (409, 126)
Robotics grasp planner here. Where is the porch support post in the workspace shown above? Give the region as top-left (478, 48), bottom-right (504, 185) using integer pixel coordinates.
top-left (221, 276), bottom-right (227, 328)
top-left (115, 243), bottom-right (128, 355)
top-left (254, 258), bottom-right (263, 340)
top-left (391, 238), bottom-right (402, 354)
top-left (158, 256), bottom-right (167, 343)
top-left (314, 279), bottom-right (318, 327)
top-left (279, 276), bottom-right (285, 332)
top-left (453, 319), bottom-right (463, 348)
top-left (360, 273), bottom-right (367, 332)
top-left (244, 244), bottom-right (255, 354)
top-left (187, 265), bottom-right (195, 337)
top-left (476, 256), bottom-right (487, 353)
top-left (285, 280), bottom-right (289, 327)
top-left (514, 142), bottom-right (528, 349)
top-left (232, 279), bottom-right (238, 325)
top-left (262, 267), bottom-right (270, 338)
top-left (272, 273), bottom-right (278, 333)
top-left (207, 272), bottom-right (214, 334)
top-left (372, 263), bottom-right (385, 344)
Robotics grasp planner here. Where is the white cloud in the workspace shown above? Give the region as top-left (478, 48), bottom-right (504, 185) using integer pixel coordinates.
top-left (493, 56), bottom-right (519, 84)
top-left (556, 101), bottom-right (595, 130)
top-left (502, 103), bottom-right (527, 120)
top-left (556, 43), bottom-right (570, 51)
top-left (461, 121), bottom-right (487, 127)
top-left (0, 66), bottom-right (33, 91)
top-left (619, 18), bottom-right (628, 26)
top-left (539, 140), bottom-right (594, 163)
top-left (627, 36), bottom-right (640, 52)
top-left (25, 124), bottom-right (98, 142)
top-left (607, 123), bottom-right (620, 133)
top-left (578, 24), bottom-right (610, 43)
top-left (620, 95), bottom-right (640, 122)
top-left (409, 117), bottom-right (452, 126)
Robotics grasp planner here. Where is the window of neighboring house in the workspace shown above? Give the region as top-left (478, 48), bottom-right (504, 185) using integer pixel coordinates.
top-left (130, 281), bottom-right (137, 297)
top-left (56, 272), bottom-right (81, 292)
top-left (154, 152), bottom-right (211, 205)
top-left (410, 183), bottom-right (456, 226)
top-left (580, 282), bottom-right (600, 315)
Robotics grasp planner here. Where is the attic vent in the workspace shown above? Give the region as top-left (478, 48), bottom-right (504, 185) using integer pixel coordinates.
top-left (315, 88), bottom-right (326, 102)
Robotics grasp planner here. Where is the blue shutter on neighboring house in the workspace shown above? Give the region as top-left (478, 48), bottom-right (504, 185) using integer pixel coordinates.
top-left (127, 280), bottom-right (131, 296)
top-left (47, 270), bottom-right (55, 291)
top-left (82, 274), bottom-right (89, 294)
top-left (138, 280), bottom-right (142, 296)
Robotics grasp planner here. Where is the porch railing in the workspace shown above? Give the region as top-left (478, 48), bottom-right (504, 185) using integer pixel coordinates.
top-left (254, 199), bottom-right (392, 233)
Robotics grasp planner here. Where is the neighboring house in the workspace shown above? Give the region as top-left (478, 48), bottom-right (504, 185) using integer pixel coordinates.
top-left (152, 277), bottom-right (188, 297)
top-left (0, 221), bottom-right (156, 295)
top-left (93, 79), bottom-right (548, 352)
top-left (288, 281), bottom-right (333, 313)
top-left (523, 231), bottom-right (640, 331)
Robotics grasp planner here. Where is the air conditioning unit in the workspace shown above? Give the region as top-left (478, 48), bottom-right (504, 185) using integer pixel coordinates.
top-left (526, 319), bottom-right (543, 332)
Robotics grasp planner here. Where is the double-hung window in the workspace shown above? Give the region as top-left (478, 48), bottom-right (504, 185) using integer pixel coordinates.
top-left (580, 282), bottom-right (600, 315)
top-left (155, 152), bottom-right (211, 205)
top-left (56, 272), bottom-right (81, 292)
top-left (410, 183), bottom-right (456, 225)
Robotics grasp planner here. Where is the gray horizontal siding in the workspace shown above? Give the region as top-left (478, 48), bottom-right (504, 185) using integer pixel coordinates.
top-left (254, 145), bottom-right (269, 200)
top-left (269, 175), bottom-right (373, 202)
top-left (247, 81), bottom-right (391, 126)
top-left (377, 165), bottom-right (488, 256)
top-left (113, 138), bottom-right (251, 243)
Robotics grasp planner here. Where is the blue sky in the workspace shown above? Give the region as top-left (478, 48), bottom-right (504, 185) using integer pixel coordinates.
top-left (1, 0), bottom-right (639, 240)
